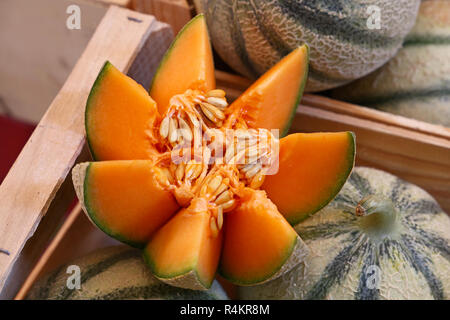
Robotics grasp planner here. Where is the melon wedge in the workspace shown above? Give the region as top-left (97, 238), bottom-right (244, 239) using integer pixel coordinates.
top-left (263, 132), bottom-right (356, 225)
top-left (150, 14), bottom-right (215, 115)
top-left (229, 45), bottom-right (309, 136)
top-left (219, 189), bottom-right (308, 285)
top-left (144, 198), bottom-right (222, 290)
top-left (72, 161), bottom-right (179, 248)
top-left (86, 62), bottom-right (160, 161)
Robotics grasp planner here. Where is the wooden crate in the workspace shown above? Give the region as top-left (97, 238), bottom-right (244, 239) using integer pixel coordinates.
top-left (215, 71), bottom-right (450, 213)
top-left (131, 0), bottom-right (192, 34)
top-left (0, 6), bottom-right (174, 299)
top-left (2, 3), bottom-right (450, 301)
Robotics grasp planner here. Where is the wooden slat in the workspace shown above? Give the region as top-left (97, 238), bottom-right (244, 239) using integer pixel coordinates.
top-left (292, 106), bottom-right (450, 212)
top-left (301, 94), bottom-right (450, 140)
top-left (91, 0), bottom-right (132, 7)
top-left (131, 0), bottom-right (192, 34)
top-left (215, 70), bottom-right (450, 212)
top-left (215, 70), bottom-right (450, 141)
top-left (0, 6), bottom-right (173, 299)
top-left (14, 204), bottom-right (120, 300)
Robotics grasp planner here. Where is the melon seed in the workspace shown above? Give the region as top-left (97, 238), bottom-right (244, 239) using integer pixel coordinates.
top-left (206, 89), bottom-right (226, 98)
top-left (217, 206), bottom-right (224, 230)
top-left (178, 117), bottom-right (193, 141)
top-left (220, 199), bottom-right (236, 212)
top-left (200, 104), bottom-right (218, 123)
top-left (206, 96), bottom-right (228, 109)
top-left (250, 171), bottom-right (265, 189)
top-left (210, 217), bottom-right (219, 238)
top-left (203, 102), bottom-right (225, 120)
top-left (175, 163), bottom-right (185, 181)
top-left (159, 116), bottom-right (170, 138)
top-left (208, 175), bottom-right (223, 195)
top-left (215, 190), bottom-right (232, 205)
top-left (169, 118), bottom-right (178, 143)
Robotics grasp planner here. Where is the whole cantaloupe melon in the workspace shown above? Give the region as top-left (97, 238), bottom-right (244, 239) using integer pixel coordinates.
top-left (203, 0), bottom-right (420, 92)
top-left (238, 167), bottom-right (450, 300)
top-left (333, 0), bottom-right (450, 127)
top-left (27, 246), bottom-right (228, 300)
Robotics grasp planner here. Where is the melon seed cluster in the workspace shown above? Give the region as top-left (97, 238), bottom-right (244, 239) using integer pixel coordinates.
top-left (154, 89), bottom-right (278, 236)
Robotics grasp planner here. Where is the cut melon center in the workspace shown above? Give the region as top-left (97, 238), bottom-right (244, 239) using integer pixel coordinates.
top-left (149, 88), bottom-right (280, 236)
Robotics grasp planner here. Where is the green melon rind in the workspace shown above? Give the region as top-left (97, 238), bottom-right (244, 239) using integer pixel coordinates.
top-left (72, 162), bottom-right (146, 249)
top-left (84, 61), bottom-right (113, 161)
top-left (287, 131), bottom-right (356, 226)
top-left (149, 14), bottom-right (212, 93)
top-left (142, 250), bottom-right (213, 291)
top-left (26, 246), bottom-right (228, 300)
top-left (280, 44), bottom-right (309, 137)
top-left (219, 234), bottom-right (309, 286)
top-left (238, 167), bottom-right (450, 300)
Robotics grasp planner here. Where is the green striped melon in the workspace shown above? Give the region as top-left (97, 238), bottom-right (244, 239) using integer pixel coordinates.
top-left (238, 167), bottom-right (450, 300)
top-left (203, 0), bottom-right (420, 92)
top-left (27, 246), bottom-right (228, 300)
top-left (333, 0), bottom-right (450, 126)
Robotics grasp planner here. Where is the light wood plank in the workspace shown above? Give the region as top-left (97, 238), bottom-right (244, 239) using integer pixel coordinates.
top-left (215, 70), bottom-right (450, 140)
top-left (215, 70), bottom-right (450, 212)
top-left (292, 106), bottom-right (450, 213)
top-left (14, 203), bottom-right (119, 300)
top-left (131, 0), bottom-right (192, 34)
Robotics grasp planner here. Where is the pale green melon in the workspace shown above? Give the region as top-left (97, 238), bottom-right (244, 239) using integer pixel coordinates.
top-left (203, 0), bottom-right (420, 92)
top-left (333, 0), bottom-right (450, 126)
top-left (27, 246), bottom-right (228, 300)
top-left (238, 167), bottom-right (450, 300)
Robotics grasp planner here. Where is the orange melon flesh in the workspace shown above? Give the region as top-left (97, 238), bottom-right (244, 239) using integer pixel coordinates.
top-left (86, 62), bottom-right (160, 161)
top-left (219, 189), bottom-right (298, 285)
top-left (84, 160), bottom-right (179, 247)
top-left (263, 132), bottom-right (355, 225)
top-left (229, 45), bottom-right (309, 136)
top-left (144, 198), bottom-right (222, 289)
top-left (150, 14), bottom-right (215, 115)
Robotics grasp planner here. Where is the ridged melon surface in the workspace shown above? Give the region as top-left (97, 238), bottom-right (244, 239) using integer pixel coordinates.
top-left (333, 1), bottom-right (450, 126)
top-left (203, 0), bottom-right (420, 91)
top-left (27, 246), bottom-right (228, 300)
top-left (239, 167), bottom-right (450, 300)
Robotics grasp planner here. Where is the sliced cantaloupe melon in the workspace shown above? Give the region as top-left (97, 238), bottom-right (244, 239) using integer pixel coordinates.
top-left (72, 161), bottom-right (179, 248)
top-left (85, 62), bottom-right (160, 161)
top-left (144, 198), bottom-right (222, 290)
top-left (150, 14), bottom-right (215, 115)
top-left (263, 132), bottom-right (356, 225)
top-left (227, 45), bottom-right (309, 136)
top-left (73, 15), bottom-right (356, 291)
top-left (219, 189), bottom-right (308, 285)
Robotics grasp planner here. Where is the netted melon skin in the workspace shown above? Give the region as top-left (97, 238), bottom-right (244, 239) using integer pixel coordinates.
top-left (333, 0), bottom-right (450, 126)
top-left (27, 246), bottom-right (228, 300)
top-left (204, 0), bottom-right (420, 91)
top-left (238, 167), bottom-right (450, 300)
